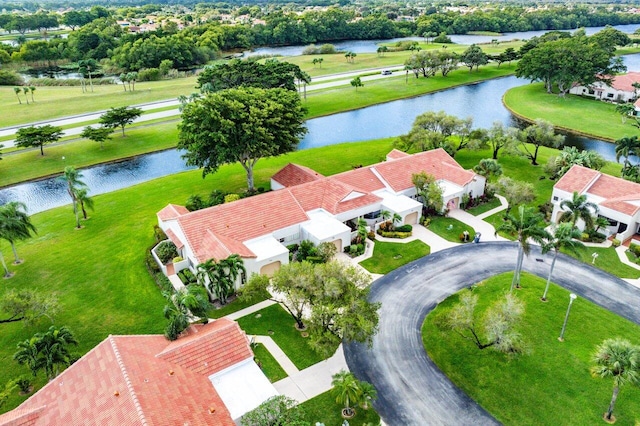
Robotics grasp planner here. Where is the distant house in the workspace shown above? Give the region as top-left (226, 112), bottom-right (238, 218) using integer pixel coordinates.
top-left (155, 149), bottom-right (485, 284)
top-left (569, 72), bottom-right (640, 103)
top-left (0, 318), bottom-right (277, 425)
top-left (550, 165), bottom-right (640, 242)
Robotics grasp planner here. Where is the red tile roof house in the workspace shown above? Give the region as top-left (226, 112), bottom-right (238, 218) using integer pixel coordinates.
top-left (569, 72), bottom-right (640, 103)
top-left (550, 165), bottom-right (640, 242)
top-left (155, 148), bottom-right (485, 284)
top-left (0, 318), bottom-right (278, 426)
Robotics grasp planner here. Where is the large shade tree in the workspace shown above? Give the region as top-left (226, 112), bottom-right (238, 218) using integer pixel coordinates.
top-left (99, 106), bottom-right (142, 137)
top-left (591, 338), bottom-right (640, 422)
top-left (178, 87), bottom-right (307, 192)
top-left (497, 206), bottom-right (550, 291)
top-left (15, 124), bottom-right (63, 156)
top-left (517, 119), bottom-right (565, 165)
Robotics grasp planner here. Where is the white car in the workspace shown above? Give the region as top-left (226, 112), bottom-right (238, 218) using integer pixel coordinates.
top-left (381, 70), bottom-right (392, 75)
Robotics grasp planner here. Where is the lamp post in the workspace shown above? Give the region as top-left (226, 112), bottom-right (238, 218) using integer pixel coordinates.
top-left (558, 293), bottom-right (577, 342)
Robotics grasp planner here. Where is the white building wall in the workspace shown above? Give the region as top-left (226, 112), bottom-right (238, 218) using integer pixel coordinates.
top-left (270, 178), bottom-right (285, 191)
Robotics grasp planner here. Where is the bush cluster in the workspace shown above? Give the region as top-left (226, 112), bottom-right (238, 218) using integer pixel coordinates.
top-left (156, 241), bottom-right (178, 264)
top-left (302, 43), bottom-right (337, 55)
top-left (345, 243), bottom-right (365, 257)
top-left (178, 269), bottom-right (197, 285)
top-left (377, 230), bottom-right (412, 239)
top-left (629, 242), bottom-right (640, 257)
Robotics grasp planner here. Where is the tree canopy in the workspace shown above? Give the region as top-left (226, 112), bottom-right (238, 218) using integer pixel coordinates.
top-left (178, 86), bottom-right (307, 192)
top-left (99, 106), bottom-right (142, 137)
top-left (14, 125), bottom-right (63, 156)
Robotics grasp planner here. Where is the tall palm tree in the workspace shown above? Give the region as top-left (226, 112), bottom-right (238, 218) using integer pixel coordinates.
top-left (558, 191), bottom-right (598, 230)
top-left (59, 166), bottom-right (87, 229)
top-left (13, 87), bottom-right (22, 104)
top-left (541, 223), bottom-right (584, 301)
top-left (0, 201), bottom-right (37, 264)
top-left (197, 259), bottom-right (237, 305)
top-left (497, 206), bottom-right (550, 291)
top-left (73, 188), bottom-right (94, 220)
top-left (22, 87), bottom-right (29, 104)
top-left (331, 370), bottom-right (362, 417)
top-left (591, 338), bottom-right (640, 422)
top-left (221, 254), bottom-right (246, 288)
top-left (615, 135), bottom-right (640, 172)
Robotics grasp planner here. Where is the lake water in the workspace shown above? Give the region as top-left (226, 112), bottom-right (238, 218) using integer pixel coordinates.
top-left (3, 53), bottom-right (639, 215)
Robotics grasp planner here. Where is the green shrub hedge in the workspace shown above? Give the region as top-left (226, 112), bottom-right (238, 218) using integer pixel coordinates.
top-left (377, 230), bottom-right (412, 239)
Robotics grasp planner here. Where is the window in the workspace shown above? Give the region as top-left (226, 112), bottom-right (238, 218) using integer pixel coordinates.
top-left (607, 93), bottom-right (614, 98)
top-left (552, 196), bottom-right (559, 202)
top-left (278, 237), bottom-right (285, 243)
top-left (588, 89), bottom-right (595, 95)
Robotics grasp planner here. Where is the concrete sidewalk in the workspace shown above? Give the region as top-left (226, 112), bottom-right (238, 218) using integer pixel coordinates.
top-left (447, 208), bottom-right (509, 242)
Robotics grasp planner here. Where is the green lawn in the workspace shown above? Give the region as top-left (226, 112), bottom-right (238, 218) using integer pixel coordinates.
top-left (207, 289), bottom-right (270, 319)
top-left (298, 389), bottom-right (381, 425)
top-left (0, 138), bottom-right (395, 413)
top-left (423, 272), bottom-right (640, 426)
top-left (466, 197), bottom-right (502, 216)
top-left (503, 83), bottom-right (637, 142)
top-left (236, 304), bottom-right (326, 370)
top-left (251, 343), bottom-right (287, 383)
top-left (359, 240), bottom-right (430, 274)
top-left (566, 246), bottom-right (640, 279)
top-left (482, 211), bottom-right (516, 241)
top-left (427, 216), bottom-right (475, 243)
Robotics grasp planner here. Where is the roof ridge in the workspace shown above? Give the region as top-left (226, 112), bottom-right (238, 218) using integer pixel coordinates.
top-left (109, 336), bottom-right (148, 426)
top-left (156, 319), bottom-right (235, 359)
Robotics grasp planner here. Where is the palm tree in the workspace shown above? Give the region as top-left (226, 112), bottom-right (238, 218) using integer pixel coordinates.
top-left (197, 258), bottom-right (237, 305)
top-left (173, 285), bottom-right (210, 320)
top-left (357, 218), bottom-right (368, 243)
top-left (615, 136), bottom-right (640, 173)
top-left (0, 249), bottom-right (11, 278)
top-left (358, 381), bottom-right (377, 410)
top-left (558, 191), bottom-right (599, 230)
top-left (73, 188), bottom-right (94, 220)
top-left (59, 166), bottom-right (87, 229)
top-left (13, 87), bottom-right (22, 104)
top-left (78, 59), bottom-right (98, 92)
top-left (496, 206), bottom-right (550, 291)
top-left (13, 337), bottom-right (41, 377)
top-left (331, 370), bottom-right (362, 417)
top-left (221, 254), bottom-right (246, 288)
top-left (22, 87), bottom-right (29, 105)
top-left (37, 325), bottom-right (78, 379)
top-left (0, 201), bottom-right (37, 264)
top-left (541, 223), bottom-right (584, 301)
top-left (163, 292), bottom-right (190, 341)
top-left (29, 86), bottom-right (35, 102)
top-left (591, 338), bottom-right (640, 422)
top-left (392, 213), bottom-right (402, 227)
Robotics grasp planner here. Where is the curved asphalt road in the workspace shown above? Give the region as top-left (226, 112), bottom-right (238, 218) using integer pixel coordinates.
top-left (344, 242), bottom-right (640, 426)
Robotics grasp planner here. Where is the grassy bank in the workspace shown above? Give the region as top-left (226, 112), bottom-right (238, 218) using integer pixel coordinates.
top-left (423, 272), bottom-right (640, 425)
top-left (0, 138), bottom-right (395, 412)
top-left (503, 83), bottom-right (637, 142)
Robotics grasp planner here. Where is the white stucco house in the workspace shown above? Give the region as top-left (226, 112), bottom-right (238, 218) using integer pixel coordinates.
top-left (569, 72), bottom-right (640, 103)
top-left (550, 165), bottom-right (640, 241)
top-left (156, 148), bottom-right (485, 286)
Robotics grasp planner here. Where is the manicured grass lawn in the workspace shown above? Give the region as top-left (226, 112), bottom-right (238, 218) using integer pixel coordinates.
top-left (251, 343), bottom-right (287, 383)
top-left (566, 246), bottom-right (640, 279)
top-left (207, 289), bottom-right (270, 319)
top-left (305, 62), bottom-right (516, 118)
top-left (298, 389), bottom-right (380, 425)
top-left (482, 211), bottom-right (516, 241)
top-left (423, 272), bottom-right (640, 426)
top-left (503, 83), bottom-right (637, 142)
top-left (0, 77), bottom-right (199, 127)
top-left (359, 240), bottom-right (430, 274)
top-left (236, 304), bottom-right (326, 370)
top-left (0, 138), bottom-right (395, 413)
top-left (466, 197), bottom-right (502, 216)
top-left (427, 216), bottom-right (475, 243)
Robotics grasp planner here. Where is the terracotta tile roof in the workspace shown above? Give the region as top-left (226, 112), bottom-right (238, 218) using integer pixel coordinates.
top-left (174, 190), bottom-right (309, 263)
top-left (199, 230), bottom-right (256, 261)
top-left (272, 163), bottom-right (323, 188)
top-left (164, 228), bottom-right (184, 250)
top-left (554, 165), bottom-right (600, 194)
top-left (386, 149), bottom-right (410, 160)
top-left (289, 179), bottom-right (382, 215)
top-left (610, 72), bottom-right (640, 92)
top-left (555, 165), bottom-right (640, 216)
top-left (0, 321), bottom-right (244, 426)
top-left (157, 319), bottom-right (252, 376)
top-left (157, 204), bottom-right (189, 221)
top-left (373, 148), bottom-right (476, 191)
top-left (330, 167), bottom-right (386, 192)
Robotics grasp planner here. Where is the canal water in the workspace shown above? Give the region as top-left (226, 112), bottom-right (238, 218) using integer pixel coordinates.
top-left (2, 53), bottom-right (639, 215)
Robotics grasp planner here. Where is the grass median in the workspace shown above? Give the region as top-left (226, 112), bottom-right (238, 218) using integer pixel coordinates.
top-left (423, 272), bottom-right (640, 425)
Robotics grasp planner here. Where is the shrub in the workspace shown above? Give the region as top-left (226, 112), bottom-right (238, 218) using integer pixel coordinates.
top-left (379, 221), bottom-right (394, 232)
top-left (182, 269), bottom-right (197, 284)
top-left (14, 376), bottom-right (31, 394)
top-left (0, 70), bottom-right (24, 86)
top-left (630, 243), bottom-right (640, 257)
top-left (306, 256), bottom-right (324, 264)
top-left (224, 194), bottom-right (240, 203)
top-left (421, 217), bottom-right (431, 227)
top-left (581, 233), bottom-right (590, 242)
top-left (395, 224), bottom-right (413, 233)
top-left (612, 238), bottom-right (621, 248)
top-left (538, 202), bottom-right (553, 221)
top-left (297, 240), bottom-right (317, 261)
top-left (317, 241), bottom-right (337, 262)
top-left (145, 250), bottom-right (161, 273)
top-left (137, 68), bottom-right (161, 81)
top-left (434, 32), bottom-right (452, 43)
top-left (154, 272), bottom-right (174, 293)
top-left (287, 243), bottom-right (299, 253)
top-left (153, 225), bottom-right (167, 242)
top-left (156, 241), bottom-right (178, 264)
top-left (173, 256), bottom-right (183, 263)
top-left (377, 230), bottom-right (412, 239)
top-left (319, 43), bottom-right (337, 54)
top-left (367, 230), bottom-right (376, 241)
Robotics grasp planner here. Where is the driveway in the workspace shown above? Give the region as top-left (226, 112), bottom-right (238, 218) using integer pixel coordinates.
top-left (343, 242), bottom-right (640, 426)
